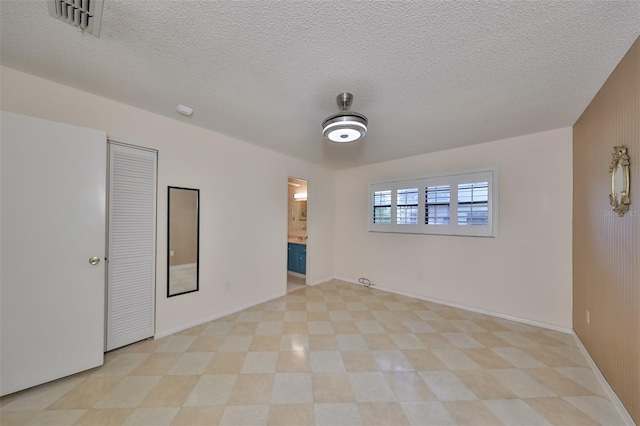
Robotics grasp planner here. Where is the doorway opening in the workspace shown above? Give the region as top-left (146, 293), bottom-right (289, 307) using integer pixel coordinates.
top-left (287, 177), bottom-right (308, 293)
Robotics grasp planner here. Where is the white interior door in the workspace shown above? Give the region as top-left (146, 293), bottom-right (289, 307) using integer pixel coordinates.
top-left (106, 143), bottom-right (157, 351)
top-left (0, 112), bottom-right (107, 396)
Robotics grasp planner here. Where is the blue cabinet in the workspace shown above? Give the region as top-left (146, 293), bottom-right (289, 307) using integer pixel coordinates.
top-left (287, 243), bottom-right (306, 274)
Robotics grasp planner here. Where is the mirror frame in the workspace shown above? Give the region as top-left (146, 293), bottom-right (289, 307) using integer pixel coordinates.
top-left (609, 146), bottom-right (631, 217)
top-left (167, 186), bottom-right (200, 297)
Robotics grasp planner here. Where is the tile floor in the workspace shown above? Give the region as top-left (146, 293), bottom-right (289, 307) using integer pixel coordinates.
top-left (287, 274), bottom-right (306, 294)
top-left (0, 280), bottom-right (624, 425)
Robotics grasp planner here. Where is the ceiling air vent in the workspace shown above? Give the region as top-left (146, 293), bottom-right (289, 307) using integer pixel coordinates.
top-left (48, 0), bottom-right (104, 36)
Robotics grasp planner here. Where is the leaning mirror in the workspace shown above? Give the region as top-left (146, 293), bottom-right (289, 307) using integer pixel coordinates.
top-left (168, 186), bottom-right (200, 297)
top-left (609, 146), bottom-right (631, 216)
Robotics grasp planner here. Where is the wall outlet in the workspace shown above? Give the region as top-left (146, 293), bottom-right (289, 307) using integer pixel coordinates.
top-left (170, 250), bottom-right (175, 257)
top-left (586, 310), bottom-right (591, 325)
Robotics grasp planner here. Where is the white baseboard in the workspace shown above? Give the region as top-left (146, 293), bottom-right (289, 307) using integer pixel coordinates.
top-left (572, 332), bottom-right (635, 426)
top-left (154, 292), bottom-right (285, 339)
top-left (334, 276), bottom-right (572, 334)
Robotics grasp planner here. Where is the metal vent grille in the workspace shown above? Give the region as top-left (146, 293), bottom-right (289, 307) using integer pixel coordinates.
top-left (48, 0), bottom-right (104, 36)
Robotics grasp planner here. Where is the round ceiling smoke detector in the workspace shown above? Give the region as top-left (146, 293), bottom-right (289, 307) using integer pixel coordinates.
top-left (322, 93), bottom-right (368, 143)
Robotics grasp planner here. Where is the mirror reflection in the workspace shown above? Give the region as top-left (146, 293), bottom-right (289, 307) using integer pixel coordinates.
top-left (168, 186), bottom-right (199, 297)
top-left (609, 146), bottom-right (631, 217)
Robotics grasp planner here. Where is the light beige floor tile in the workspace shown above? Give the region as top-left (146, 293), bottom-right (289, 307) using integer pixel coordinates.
top-left (76, 408), bottom-right (134, 425)
top-left (489, 369), bottom-right (556, 398)
top-left (201, 322), bottom-right (233, 336)
top-left (240, 351), bottom-right (278, 374)
top-left (47, 377), bottom-right (122, 409)
top-left (358, 402), bottom-right (410, 425)
top-left (311, 373), bottom-right (355, 403)
top-left (175, 324), bottom-right (207, 336)
top-left (390, 333), bottom-right (426, 349)
top-left (384, 372), bottom-right (437, 402)
top-left (308, 310), bottom-right (331, 321)
top-left (2, 375), bottom-right (87, 411)
top-left (341, 351), bottom-right (379, 372)
top-left (403, 320), bottom-right (436, 333)
top-left (542, 330), bottom-right (577, 346)
top-left (138, 375), bottom-right (198, 407)
top-left (309, 334), bottom-right (339, 350)
top-left (372, 350), bottom-right (413, 371)
top-left (183, 374), bottom-right (237, 407)
top-left (414, 310), bottom-right (443, 321)
top-left (432, 348), bottom-right (480, 370)
top-left (416, 333), bottom-right (455, 348)
top-left (332, 321), bottom-right (360, 334)
top-left (554, 367), bottom-right (607, 395)
top-left (237, 311), bottom-right (263, 322)
top-left (314, 402), bottom-right (362, 426)
top-left (186, 335), bottom-right (224, 352)
top-left (0, 410), bottom-right (38, 426)
top-left (276, 350), bottom-right (310, 372)
top-left (520, 346), bottom-right (580, 367)
top-left (467, 331), bottom-right (509, 347)
top-left (336, 334), bottom-right (368, 351)
top-left (548, 346), bottom-right (590, 367)
top-left (491, 347), bottom-right (547, 368)
top-left (451, 319), bottom-right (488, 333)
top-left (91, 354), bottom-right (149, 377)
top-left (167, 352), bottom-right (214, 375)
top-left (220, 404), bottom-right (270, 426)
top-left (261, 311), bottom-right (286, 321)
top-left (348, 372), bottom-right (396, 402)
top-left (329, 311), bottom-right (353, 321)
top-left (419, 371), bottom-right (477, 401)
top-left (203, 352), bottom-right (246, 374)
top-left (523, 331), bottom-right (572, 346)
top-left (362, 333), bottom-right (398, 350)
top-left (130, 353), bottom-right (181, 376)
top-left (525, 397), bottom-right (599, 425)
top-left (227, 374), bottom-right (274, 405)
top-left (218, 335), bottom-right (253, 352)
top-left (400, 349), bottom-right (444, 371)
top-left (249, 335), bottom-right (281, 351)
top-left (268, 404), bottom-right (315, 425)
top-left (441, 332), bottom-right (483, 348)
top-left (308, 321), bottom-right (334, 334)
top-left (443, 400), bottom-right (503, 425)
top-left (454, 370), bottom-right (517, 400)
top-left (123, 338), bottom-right (164, 353)
top-left (271, 373), bottom-right (313, 404)
top-left (24, 409), bottom-right (86, 425)
top-left (564, 395), bottom-right (624, 425)
top-left (280, 334), bottom-right (309, 351)
top-left (122, 407), bottom-right (179, 426)
top-left (284, 311), bottom-right (308, 322)
top-left (400, 401), bottom-right (457, 426)
top-left (310, 351), bottom-right (346, 372)
top-left (94, 376), bottom-right (162, 408)
top-left (155, 335), bottom-right (198, 353)
top-left (484, 399), bottom-right (551, 425)
top-left (461, 348), bottom-right (513, 369)
top-left (326, 302), bottom-right (348, 311)
top-left (231, 322), bottom-right (258, 335)
top-left (523, 367), bottom-right (595, 396)
top-left (255, 321), bottom-right (283, 335)
top-left (170, 406), bottom-right (225, 425)
top-left (356, 321), bottom-right (386, 334)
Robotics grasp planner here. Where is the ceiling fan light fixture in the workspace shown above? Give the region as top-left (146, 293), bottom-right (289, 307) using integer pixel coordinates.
top-left (322, 93), bottom-right (368, 143)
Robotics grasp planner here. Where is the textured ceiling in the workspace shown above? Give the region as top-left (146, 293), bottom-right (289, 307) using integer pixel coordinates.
top-left (1, 1), bottom-right (639, 169)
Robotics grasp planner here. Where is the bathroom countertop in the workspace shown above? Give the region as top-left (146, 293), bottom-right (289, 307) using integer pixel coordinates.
top-left (288, 237), bottom-right (307, 245)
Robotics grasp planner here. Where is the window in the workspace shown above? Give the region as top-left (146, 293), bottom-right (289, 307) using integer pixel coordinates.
top-left (397, 188), bottom-right (418, 224)
top-left (372, 190), bottom-right (391, 224)
top-left (369, 171), bottom-right (495, 236)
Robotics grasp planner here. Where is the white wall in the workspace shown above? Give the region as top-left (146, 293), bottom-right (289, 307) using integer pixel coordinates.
top-left (334, 128), bottom-right (573, 329)
top-left (0, 66), bottom-right (335, 336)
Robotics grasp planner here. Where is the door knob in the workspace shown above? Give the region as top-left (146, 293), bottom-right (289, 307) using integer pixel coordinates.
top-left (89, 256), bottom-right (101, 265)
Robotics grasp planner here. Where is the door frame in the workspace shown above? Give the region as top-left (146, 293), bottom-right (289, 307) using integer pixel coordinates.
top-left (287, 175), bottom-right (310, 288)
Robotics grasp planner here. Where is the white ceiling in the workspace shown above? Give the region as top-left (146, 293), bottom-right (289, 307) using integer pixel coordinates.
top-left (1, 1), bottom-right (638, 169)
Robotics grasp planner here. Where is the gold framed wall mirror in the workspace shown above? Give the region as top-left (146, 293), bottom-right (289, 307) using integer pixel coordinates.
top-left (168, 186), bottom-right (200, 297)
top-left (609, 146), bottom-right (631, 216)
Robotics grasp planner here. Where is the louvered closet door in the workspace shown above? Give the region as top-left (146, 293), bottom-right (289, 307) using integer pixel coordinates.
top-left (107, 143), bottom-right (157, 351)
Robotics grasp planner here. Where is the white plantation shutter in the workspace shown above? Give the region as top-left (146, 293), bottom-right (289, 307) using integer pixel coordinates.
top-left (106, 143), bottom-right (157, 351)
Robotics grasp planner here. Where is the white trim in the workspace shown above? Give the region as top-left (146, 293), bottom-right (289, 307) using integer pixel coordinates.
top-left (572, 332), bottom-right (635, 426)
top-left (334, 276), bottom-right (572, 334)
top-left (154, 292), bottom-right (285, 339)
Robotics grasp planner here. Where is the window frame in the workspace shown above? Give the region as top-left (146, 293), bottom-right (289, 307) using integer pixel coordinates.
top-left (368, 170), bottom-right (496, 237)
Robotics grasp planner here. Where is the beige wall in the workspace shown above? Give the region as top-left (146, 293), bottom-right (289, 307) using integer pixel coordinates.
top-left (0, 66), bottom-right (336, 336)
top-left (573, 37), bottom-right (639, 423)
top-left (169, 188), bottom-right (198, 266)
top-left (334, 128), bottom-right (574, 329)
